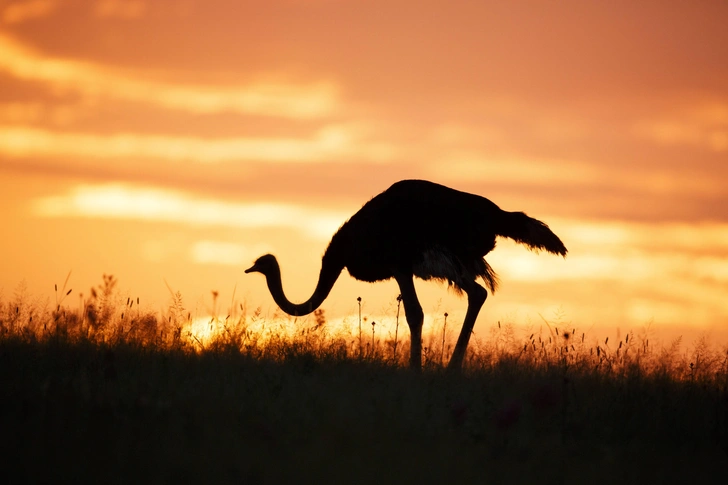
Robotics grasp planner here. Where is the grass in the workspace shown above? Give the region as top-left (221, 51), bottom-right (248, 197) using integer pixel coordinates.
top-left (2, 275), bottom-right (728, 484)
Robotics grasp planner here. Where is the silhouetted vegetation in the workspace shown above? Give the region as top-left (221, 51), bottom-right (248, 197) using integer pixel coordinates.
top-left (1, 276), bottom-right (727, 484)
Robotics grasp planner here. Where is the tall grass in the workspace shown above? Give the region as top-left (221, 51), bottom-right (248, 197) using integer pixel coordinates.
top-left (2, 275), bottom-right (728, 484)
top-left (4, 274), bottom-right (727, 377)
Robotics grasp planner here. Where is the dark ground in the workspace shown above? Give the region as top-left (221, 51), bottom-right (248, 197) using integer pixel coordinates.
top-left (2, 333), bottom-right (728, 484)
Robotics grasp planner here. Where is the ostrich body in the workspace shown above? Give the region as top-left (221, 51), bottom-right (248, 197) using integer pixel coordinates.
top-left (245, 179), bottom-right (567, 370)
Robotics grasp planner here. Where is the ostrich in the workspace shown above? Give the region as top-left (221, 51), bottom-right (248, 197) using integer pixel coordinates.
top-left (245, 179), bottom-right (567, 370)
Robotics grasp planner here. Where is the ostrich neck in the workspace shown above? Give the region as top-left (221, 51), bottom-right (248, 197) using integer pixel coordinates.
top-left (265, 257), bottom-right (343, 317)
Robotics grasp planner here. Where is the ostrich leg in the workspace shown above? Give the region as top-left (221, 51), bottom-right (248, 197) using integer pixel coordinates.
top-left (394, 273), bottom-right (424, 370)
top-left (448, 280), bottom-right (487, 370)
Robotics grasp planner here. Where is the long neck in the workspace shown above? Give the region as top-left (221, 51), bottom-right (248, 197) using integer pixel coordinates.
top-left (265, 256), bottom-right (343, 316)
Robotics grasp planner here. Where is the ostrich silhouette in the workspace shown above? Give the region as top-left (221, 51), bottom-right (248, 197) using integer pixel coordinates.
top-left (245, 179), bottom-right (567, 370)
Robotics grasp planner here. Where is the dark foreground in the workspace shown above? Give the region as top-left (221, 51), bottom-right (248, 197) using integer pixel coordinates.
top-left (2, 334), bottom-right (728, 485)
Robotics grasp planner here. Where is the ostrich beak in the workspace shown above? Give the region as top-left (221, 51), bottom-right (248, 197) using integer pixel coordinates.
top-left (245, 264), bottom-right (258, 273)
top-left (244, 264), bottom-right (258, 274)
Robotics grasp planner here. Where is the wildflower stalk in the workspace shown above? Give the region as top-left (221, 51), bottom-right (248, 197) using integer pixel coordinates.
top-left (357, 296), bottom-right (362, 355)
top-left (393, 294), bottom-right (402, 361)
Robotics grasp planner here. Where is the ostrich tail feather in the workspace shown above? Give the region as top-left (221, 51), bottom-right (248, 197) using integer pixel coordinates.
top-left (497, 211), bottom-right (567, 257)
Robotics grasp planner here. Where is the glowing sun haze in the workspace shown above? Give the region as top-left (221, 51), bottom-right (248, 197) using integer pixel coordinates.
top-left (1, 0), bottom-right (728, 343)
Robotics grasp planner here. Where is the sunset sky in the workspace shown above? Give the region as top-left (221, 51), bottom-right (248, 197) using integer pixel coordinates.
top-left (1, 0), bottom-right (728, 343)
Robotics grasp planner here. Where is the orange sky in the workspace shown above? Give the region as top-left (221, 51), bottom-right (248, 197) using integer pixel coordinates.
top-left (1, 0), bottom-right (728, 344)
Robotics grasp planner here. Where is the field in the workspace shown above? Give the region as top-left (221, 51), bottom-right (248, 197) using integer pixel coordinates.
top-left (2, 277), bottom-right (728, 484)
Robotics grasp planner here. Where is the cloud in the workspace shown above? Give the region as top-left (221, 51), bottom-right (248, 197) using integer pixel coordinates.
top-left (0, 101), bottom-right (89, 126)
top-left (632, 101), bottom-right (728, 152)
top-left (547, 218), bottom-right (728, 255)
top-left (0, 33), bottom-right (339, 118)
top-left (634, 121), bottom-right (728, 152)
top-left (427, 154), bottom-right (598, 187)
top-left (142, 238), bottom-right (273, 266)
top-left (426, 153), bottom-right (726, 198)
top-left (492, 247), bottom-right (728, 284)
top-left (190, 240), bottom-right (273, 266)
top-left (0, 102), bottom-right (44, 123)
top-left (488, 219), bottom-right (728, 316)
top-left (31, 183), bottom-right (351, 240)
top-left (2, 0), bottom-right (55, 24)
top-left (0, 124), bottom-right (393, 163)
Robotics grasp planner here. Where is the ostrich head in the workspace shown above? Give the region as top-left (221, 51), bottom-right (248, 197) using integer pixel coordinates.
top-left (244, 254), bottom-right (278, 275)
top-left (244, 253), bottom-right (338, 317)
